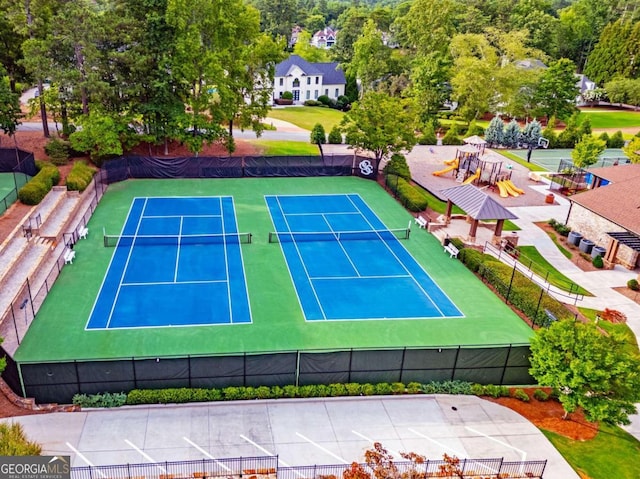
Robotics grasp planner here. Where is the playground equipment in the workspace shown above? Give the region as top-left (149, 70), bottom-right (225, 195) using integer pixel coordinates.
top-left (496, 181), bottom-right (509, 198)
top-left (504, 180), bottom-right (524, 195)
top-left (433, 158), bottom-right (459, 176)
top-left (496, 180), bottom-right (524, 197)
top-left (462, 168), bottom-right (481, 185)
top-left (444, 158), bottom-right (457, 166)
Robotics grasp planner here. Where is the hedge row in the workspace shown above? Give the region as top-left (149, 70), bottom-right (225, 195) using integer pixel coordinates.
top-left (457, 247), bottom-right (573, 326)
top-left (65, 161), bottom-right (96, 192)
top-left (17, 162), bottom-right (60, 205)
top-left (385, 174), bottom-right (429, 212)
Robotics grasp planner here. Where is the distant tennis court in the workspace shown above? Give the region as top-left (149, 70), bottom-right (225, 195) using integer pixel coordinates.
top-left (266, 194), bottom-right (462, 321)
top-left (86, 196), bottom-right (251, 329)
top-left (0, 173), bottom-right (16, 198)
top-left (507, 148), bottom-right (628, 170)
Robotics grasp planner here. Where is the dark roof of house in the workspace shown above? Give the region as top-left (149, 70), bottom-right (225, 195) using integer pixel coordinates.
top-left (439, 184), bottom-right (518, 220)
top-left (570, 178), bottom-right (640, 235)
top-left (274, 55), bottom-right (346, 85)
top-left (587, 163), bottom-right (640, 183)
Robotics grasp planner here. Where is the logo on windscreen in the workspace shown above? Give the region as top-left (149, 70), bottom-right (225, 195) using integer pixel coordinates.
top-left (359, 159), bottom-right (374, 176)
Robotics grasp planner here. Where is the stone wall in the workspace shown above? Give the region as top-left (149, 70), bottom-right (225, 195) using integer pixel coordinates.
top-left (567, 203), bottom-right (638, 269)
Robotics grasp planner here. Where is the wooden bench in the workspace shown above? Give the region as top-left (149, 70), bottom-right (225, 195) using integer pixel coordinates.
top-left (414, 215), bottom-right (428, 229)
top-left (443, 243), bottom-right (459, 258)
top-left (64, 249), bottom-right (76, 264)
top-left (78, 225), bottom-right (89, 239)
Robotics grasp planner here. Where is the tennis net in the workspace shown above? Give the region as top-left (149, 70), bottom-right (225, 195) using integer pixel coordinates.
top-left (103, 232), bottom-right (252, 247)
top-left (268, 228), bottom-right (410, 243)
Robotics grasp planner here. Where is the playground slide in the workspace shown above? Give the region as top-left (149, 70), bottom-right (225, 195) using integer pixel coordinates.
top-left (433, 159), bottom-right (459, 176)
top-left (444, 158), bottom-right (457, 166)
top-left (502, 180), bottom-right (521, 197)
top-left (496, 181), bottom-right (509, 198)
top-left (504, 179), bottom-right (525, 195)
top-left (462, 168), bottom-right (481, 185)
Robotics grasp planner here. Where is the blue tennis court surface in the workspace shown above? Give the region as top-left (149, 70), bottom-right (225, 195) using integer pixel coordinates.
top-left (87, 197), bottom-right (251, 329)
top-left (266, 194), bottom-right (463, 321)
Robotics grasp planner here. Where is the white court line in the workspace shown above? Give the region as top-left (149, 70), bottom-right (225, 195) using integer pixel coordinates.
top-left (296, 432), bottom-right (348, 464)
top-left (124, 439), bottom-right (166, 471)
top-left (408, 428), bottom-right (498, 475)
top-left (465, 426), bottom-right (527, 461)
top-left (351, 431), bottom-right (401, 458)
top-left (183, 437), bottom-right (231, 471)
top-left (65, 442), bottom-right (106, 476)
top-left (240, 435), bottom-right (292, 467)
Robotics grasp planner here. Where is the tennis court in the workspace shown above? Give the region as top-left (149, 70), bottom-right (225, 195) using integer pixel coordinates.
top-left (0, 172), bottom-right (16, 198)
top-left (507, 148), bottom-right (628, 170)
top-left (266, 194), bottom-right (461, 320)
top-left (87, 196), bottom-right (251, 329)
top-left (15, 177), bottom-right (532, 363)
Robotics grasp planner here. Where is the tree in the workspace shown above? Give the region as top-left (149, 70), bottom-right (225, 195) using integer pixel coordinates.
top-left (623, 136), bottom-right (640, 163)
top-left (530, 319), bottom-right (640, 425)
top-left (293, 30), bottom-right (330, 63)
top-left (534, 58), bottom-right (580, 121)
top-left (484, 116), bottom-right (504, 147)
top-left (409, 52), bottom-right (451, 126)
top-left (572, 134), bottom-right (606, 168)
top-left (310, 122), bottom-right (326, 159)
top-left (584, 20), bottom-right (633, 86)
top-left (69, 110), bottom-right (130, 164)
top-left (394, 0), bottom-right (457, 56)
top-left (347, 19), bottom-right (392, 95)
top-left (328, 125), bottom-right (342, 144)
top-left (520, 119), bottom-right (543, 148)
top-left (503, 119), bottom-right (521, 148)
top-left (0, 69), bottom-right (21, 146)
top-left (252, 0), bottom-right (298, 45)
top-left (341, 91), bottom-right (416, 167)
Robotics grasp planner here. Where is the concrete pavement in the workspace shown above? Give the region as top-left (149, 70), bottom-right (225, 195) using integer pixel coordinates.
top-left (3, 396), bottom-right (578, 479)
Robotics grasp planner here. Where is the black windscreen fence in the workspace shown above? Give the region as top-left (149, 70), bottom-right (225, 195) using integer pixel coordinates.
top-left (102, 154), bottom-right (368, 181)
top-left (18, 345), bottom-right (534, 404)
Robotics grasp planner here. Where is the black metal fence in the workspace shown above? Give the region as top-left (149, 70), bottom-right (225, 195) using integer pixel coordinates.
top-left (71, 456), bottom-right (548, 479)
top-left (0, 148), bottom-right (37, 215)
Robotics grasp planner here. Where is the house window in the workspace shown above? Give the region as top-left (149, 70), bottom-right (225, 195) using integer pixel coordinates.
top-left (306, 90), bottom-right (310, 99)
top-left (316, 77), bottom-right (319, 84)
top-left (335, 88), bottom-right (339, 98)
top-left (279, 78), bottom-right (283, 86)
top-left (314, 90), bottom-right (318, 99)
top-left (325, 89), bottom-right (328, 96)
top-left (293, 78), bottom-right (300, 87)
top-left (307, 77), bottom-right (311, 85)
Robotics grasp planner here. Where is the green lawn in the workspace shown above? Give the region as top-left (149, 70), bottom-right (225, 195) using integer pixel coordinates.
top-left (579, 109), bottom-right (640, 129)
top-left (579, 307), bottom-right (640, 354)
top-left (542, 424), bottom-right (640, 479)
top-left (494, 150), bottom-right (548, 172)
top-left (247, 139), bottom-right (320, 155)
top-left (516, 245), bottom-right (592, 296)
top-left (267, 106), bottom-right (344, 131)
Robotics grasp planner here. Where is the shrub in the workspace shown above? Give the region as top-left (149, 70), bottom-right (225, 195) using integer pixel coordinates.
top-left (608, 130), bottom-right (625, 148)
top-left (222, 386), bottom-right (242, 400)
top-left (512, 388), bottom-right (530, 402)
top-left (627, 278), bottom-right (639, 291)
top-left (336, 95), bottom-right (351, 111)
top-left (317, 94), bottom-right (331, 106)
top-left (282, 385), bottom-right (298, 398)
top-left (442, 123), bottom-right (463, 145)
top-left (282, 91), bottom-right (293, 100)
top-left (592, 254), bottom-right (604, 268)
top-left (601, 308), bottom-right (627, 323)
top-left (361, 383), bottom-right (376, 396)
top-left (481, 384), bottom-right (510, 398)
top-left (73, 392), bottom-right (127, 408)
top-left (417, 123), bottom-right (437, 145)
top-left (466, 120), bottom-right (484, 137)
top-left (420, 380), bottom-right (473, 395)
top-left (45, 137), bottom-right (70, 165)
top-left (391, 382), bottom-right (406, 394)
top-left (533, 389), bottom-right (549, 401)
top-left (458, 248), bottom-right (484, 272)
top-left (450, 237), bottom-right (465, 251)
top-left (374, 382), bottom-right (392, 395)
top-left (18, 164), bottom-right (60, 205)
top-left (598, 132), bottom-right (610, 145)
top-left (310, 123), bottom-right (326, 145)
top-left (406, 382), bottom-right (422, 394)
top-left (329, 383), bottom-right (347, 396)
top-left (345, 383), bottom-right (362, 396)
top-left (0, 422), bottom-right (42, 455)
top-left (383, 153), bottom-right (411, 181)
top-left (328, 126), bottom-right (343, 144)
top-left (66, 161), bottom-right (96, 192)
top-left (385, 174), bottom-right (429, 212)
top-left (304, 100), bottom-right (323, 106)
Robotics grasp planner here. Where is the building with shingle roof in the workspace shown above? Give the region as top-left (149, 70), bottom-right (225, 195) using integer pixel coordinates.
top-left (273, 55), bottom-right (346, 104)
top-left (566, 163), bottom-right (640, 269)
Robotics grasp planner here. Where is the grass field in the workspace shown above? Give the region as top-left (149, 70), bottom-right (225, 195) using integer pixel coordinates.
top-left (15, 176), bottom-right (533, 363)
top-left (579, 109), bottom-right (640, 129)
top-left (267, 106), bottom-right (344, 131)
top-left (247, 139), bottom-right (320, 155)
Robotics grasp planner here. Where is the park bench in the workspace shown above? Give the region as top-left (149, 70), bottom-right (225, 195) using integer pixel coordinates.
top-left (78, 226), bottom-right (88, 239)
top-left (444, 243), bottom-right (459, 258)
top-left (414, 215), bottom-right (428, 229)
top-left (64, 249), bottom-right (76, 264)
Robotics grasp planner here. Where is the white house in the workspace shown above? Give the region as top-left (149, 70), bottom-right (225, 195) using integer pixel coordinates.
top-left (273, 55), bottom-right (346, 104)
top-left (311, 27), bottom-right (337, 49)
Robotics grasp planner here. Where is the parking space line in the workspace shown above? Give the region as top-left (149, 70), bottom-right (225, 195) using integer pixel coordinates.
top-left (465, 427), bottom-right (527, 461)
top-left (65, 442), bottom-right (106, 476)
top-left (240, 435), bottom-right (292, 467)
top-left (183, 437), bottom-right (231, 471)
top-left (296, 432), bottom-right (348, 464)
top-left (350, 431), bottom-right (401, 458)
top-left (124, 439), bottom-right (166, 471)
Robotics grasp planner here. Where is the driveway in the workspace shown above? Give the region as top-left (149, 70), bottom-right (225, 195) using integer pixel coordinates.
top-left (4, 396), bottom-right (578, 479)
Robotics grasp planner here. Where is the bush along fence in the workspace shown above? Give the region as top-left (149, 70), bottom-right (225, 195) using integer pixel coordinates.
top-left (0, 148), bottom-right (37, 215)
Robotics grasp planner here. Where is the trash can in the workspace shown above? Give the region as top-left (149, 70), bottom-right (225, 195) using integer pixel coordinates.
top-left (579, 238), bottom-right (594, 254)
top-left (567, 231), bottom-right (583, 246)
top-left (545, 193), bottom-right (555, 204)
top-left (591, 245), bottom-right (606, 259)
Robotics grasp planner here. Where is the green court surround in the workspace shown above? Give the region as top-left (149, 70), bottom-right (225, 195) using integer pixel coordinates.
top-left (15, 177), bottom-right (533, 363)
